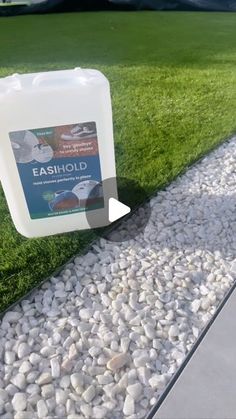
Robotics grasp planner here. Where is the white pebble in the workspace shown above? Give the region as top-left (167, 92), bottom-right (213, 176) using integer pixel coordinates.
top-left (5, 384), bottom-right (18, 397)
top-left (80, 404), bottom-right (92, 417)
top-left (120, 336), bottom-right (130, 352)
top-left (26, 371), bottom-right (39, 384)
top-left (149, 374), bottom-right (166, 389)
top-left (97, 374), bottom-right (113, 385)
top-left (143, 324), bottom-right (156, 339)
top-left (36, 372), bottom-right (52, 385)
top-left (19, 361), bottom-right (31, 374)
top-left (133, 352), bottom-right (149, 368)
top-left (12, 393), bottom-right (27, 411)
top-left (29, 353), bottom-right (41, 365)
top-left (50, 357), bottom-right (60, 378)
top-left (17, 342), bottom-right (30, 359)
top-left (107, 353), bottom-right (129, 371)
top-left (123, 394), bottom-right (135, 416)
top-left (37, 399), bottom-right (48, 418)
top-left (68, 343), bottom-right (78, 360)
top-left (4, 351), bottom-right (15, 364)
top-left (14, 413), bottom-right (32, 419)
top-left (2, 311), bottom-right (22, 323)
top-left (11, 374), bottom-right (26, 390)
top-left (127, 382), bottom-right (142, 399)
top-left (137, 367), bottom-right (151, 386)
top-left (93, 405), bottom-right (108, 419)
top-left (26, 384), bottom-right (40, 395)
top-left (88, 346), bottom-right (101, 357)
top-left (79, 308), bottom-right (94, 320)
top-left (0, 389), bottom-right (8, 403)
top-left (168, 325), bottom-right (179, 338)
top-left (201, 297), bottom-right (211, 310)
top-left (52, 332), bottom-right (61, 344)
top-left (61, 358), bottom-right (73, 373)
top-left (66, 399), bottom-right (75, 415)
top-left (192, 326), bottom-right (199, 338)
top-left (55, 388), bottom-right (68, 404)
top-left (40, 346), bottom-right (55, 357)
top-left (46, 397), bottom-right (56, 412)
top-left (71, 373), bottom-right (84, 389)
top-left (119, 260), bottom-right (128, 270)
top-left (82, 385), bottom-right (96, 403)
top-left (41, 384), bottom-right (54, 398)
top-left (60, 375), bottom-right (71, 389)
top-left (191, 299), bottom-right (201, 313)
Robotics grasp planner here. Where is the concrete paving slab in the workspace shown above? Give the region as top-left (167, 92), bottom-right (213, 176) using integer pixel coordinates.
top-left (153, 284), bottom-right (236, 419)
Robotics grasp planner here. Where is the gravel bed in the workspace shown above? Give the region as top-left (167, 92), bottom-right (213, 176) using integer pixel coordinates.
top-left (1, 137), bottom-right (236, 419)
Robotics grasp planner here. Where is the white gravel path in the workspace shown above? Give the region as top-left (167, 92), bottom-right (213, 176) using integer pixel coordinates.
top-left (1, 137), bottom-right (236, 419)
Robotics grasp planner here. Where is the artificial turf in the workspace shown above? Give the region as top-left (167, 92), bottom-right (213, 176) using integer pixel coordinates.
top-left (1, 11), bottom-right (236, 312)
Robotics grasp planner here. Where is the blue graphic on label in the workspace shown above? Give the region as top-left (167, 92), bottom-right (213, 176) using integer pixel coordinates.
top-left (9, 122), bottom-right (104, 219)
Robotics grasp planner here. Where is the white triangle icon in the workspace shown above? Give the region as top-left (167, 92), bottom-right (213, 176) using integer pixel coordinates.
top-left (108, 197), bottom-right (131, 223)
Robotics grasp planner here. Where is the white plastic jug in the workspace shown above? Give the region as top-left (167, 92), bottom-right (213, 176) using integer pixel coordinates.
top-left (0, 68), bottom-right (117, 237)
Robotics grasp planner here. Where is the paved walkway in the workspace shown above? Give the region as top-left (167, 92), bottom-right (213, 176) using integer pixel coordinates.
top-left (154, 284), bottom-right (236, 419)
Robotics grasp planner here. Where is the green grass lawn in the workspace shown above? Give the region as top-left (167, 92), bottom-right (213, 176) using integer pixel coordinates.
top-left (1, 11), bottom-right (236, 313)
top-left (0, 3), bottom-right (30, 6)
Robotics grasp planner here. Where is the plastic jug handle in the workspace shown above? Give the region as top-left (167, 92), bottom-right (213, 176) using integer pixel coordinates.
top-left (32, 68), bottom-right (85, 87)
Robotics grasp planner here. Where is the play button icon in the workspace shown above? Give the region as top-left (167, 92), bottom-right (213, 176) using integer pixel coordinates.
top-left (108, 198), bottom-right (131, 223)
top-left (85, 176), bottom-right (151, 242)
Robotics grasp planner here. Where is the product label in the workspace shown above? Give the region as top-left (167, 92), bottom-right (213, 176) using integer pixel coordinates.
top-left (9, 122), bottom-right (104, 219)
